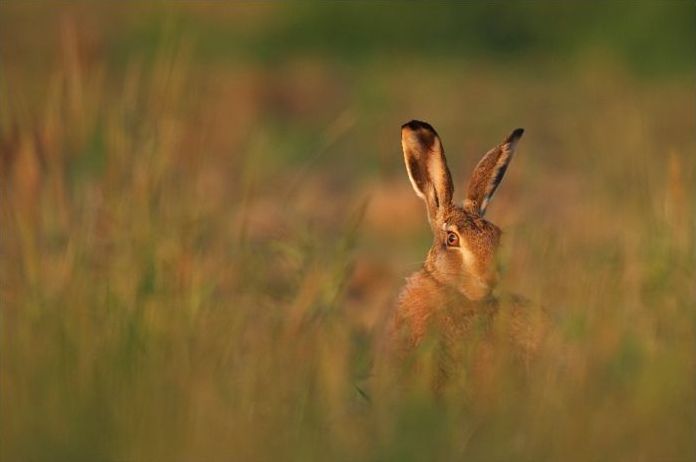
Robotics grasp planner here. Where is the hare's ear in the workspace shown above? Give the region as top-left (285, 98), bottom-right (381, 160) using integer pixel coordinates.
top-left (401, 120), bottom-right (454, 222)
top-left (463, 128), bottom-right (524, 217)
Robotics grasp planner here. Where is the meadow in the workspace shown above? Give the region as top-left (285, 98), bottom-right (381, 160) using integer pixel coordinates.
top-left (1, 4), bottom-right (695, 461)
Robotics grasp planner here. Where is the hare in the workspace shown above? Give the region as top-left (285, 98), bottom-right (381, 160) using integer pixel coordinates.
top-left (379, 120), bottom-right (546, 394)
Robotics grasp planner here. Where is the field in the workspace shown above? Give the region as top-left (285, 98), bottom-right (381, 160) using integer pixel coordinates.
top-left (1, 3), bottom-right (695, 461)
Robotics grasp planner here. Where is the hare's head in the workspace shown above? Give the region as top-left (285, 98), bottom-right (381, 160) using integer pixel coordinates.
top-left (401, 120), bottom-right (524, 301)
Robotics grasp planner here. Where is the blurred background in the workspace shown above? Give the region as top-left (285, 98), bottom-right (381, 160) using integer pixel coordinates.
top-left (1, 3), bottom-right (695, 461)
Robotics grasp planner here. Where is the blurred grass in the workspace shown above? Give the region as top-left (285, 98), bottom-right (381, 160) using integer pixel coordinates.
top-left (1, 3), bottom-right (695, 461)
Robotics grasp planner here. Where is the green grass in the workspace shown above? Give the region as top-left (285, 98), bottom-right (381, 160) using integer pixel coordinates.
top-left (1, 4), bottom-right (695, 461)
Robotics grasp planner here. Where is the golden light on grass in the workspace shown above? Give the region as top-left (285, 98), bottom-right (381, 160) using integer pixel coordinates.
top-left (1, 5), bottom-right (695, 461)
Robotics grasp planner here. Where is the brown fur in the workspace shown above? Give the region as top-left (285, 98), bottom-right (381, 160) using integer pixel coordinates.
top-left (378, 121), bottom-right (544, 394)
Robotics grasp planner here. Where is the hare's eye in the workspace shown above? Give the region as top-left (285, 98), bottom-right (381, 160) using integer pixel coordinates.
top-left (446, 231), bottom-right (459, 247)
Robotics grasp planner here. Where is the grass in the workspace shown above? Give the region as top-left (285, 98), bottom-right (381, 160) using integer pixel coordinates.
top-left (1, 4), bottom-right (695, 462)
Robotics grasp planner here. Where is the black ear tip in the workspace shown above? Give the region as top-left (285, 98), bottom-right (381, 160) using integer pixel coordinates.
top-left (401, 120), bottom-right (440, 149)
top-left (506, 128), bottom-right (525, 143)
top-left (402, 120), bottom-right (436, 133)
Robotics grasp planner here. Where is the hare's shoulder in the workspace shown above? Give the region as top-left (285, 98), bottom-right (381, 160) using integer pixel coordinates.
top-left (390, 272), bottom-right (489, 346)
top-left (389, 271), bottom-right (443, 346)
